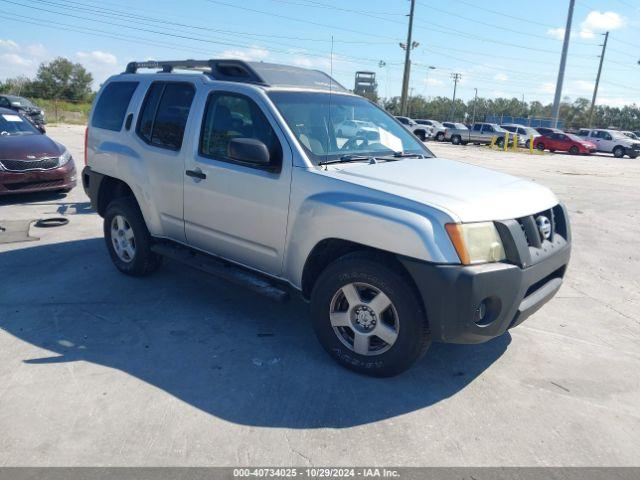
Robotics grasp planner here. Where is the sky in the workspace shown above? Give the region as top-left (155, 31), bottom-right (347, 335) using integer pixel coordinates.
top-left (1, 0), bottom-right (639, 107)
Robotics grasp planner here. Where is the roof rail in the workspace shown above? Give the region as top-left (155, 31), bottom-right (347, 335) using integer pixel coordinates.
top-left (124, 59), bottom-right (267, 85)
top-left (124, 59), bottom-right (348, 92)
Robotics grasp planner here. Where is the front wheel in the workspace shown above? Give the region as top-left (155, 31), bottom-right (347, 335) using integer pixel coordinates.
top-left (569, 146), bottom-right (579, 155)
top-left (104, 197), bottom-right (162, 276)
top-left (536, 143), bottom-right (545, 151)
top-left (496, 137), bottom-right (505, 148)
top-left (310, 252), bottom-right (431, 377)
top-left (613, 146), bottom-right (625, 158)
top-left (435, 132), bottom-right (445, 142)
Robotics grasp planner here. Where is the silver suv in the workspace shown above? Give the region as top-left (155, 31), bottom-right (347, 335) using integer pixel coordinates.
top-left (83, 59), bottom-right (571, 376)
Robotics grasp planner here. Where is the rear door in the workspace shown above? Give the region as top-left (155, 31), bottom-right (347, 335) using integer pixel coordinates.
top-left (470, 124), bottom-right (483, 141)
top-left (183, 89), bottom-right (292, 275)
top-left (132, 81), bottom-right (196, 242)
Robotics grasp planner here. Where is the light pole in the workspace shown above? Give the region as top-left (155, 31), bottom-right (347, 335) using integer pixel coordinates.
top-left (471, 88), bottom-right (478, 125)
top-left (588, 31), bottom-right (609, 127)
top-left (552, 0), bottom-right (576, 127)
top-left (422, 65), bottom-right (436, 97)
top-left (400, 0), bottom-right (417, 116)
top-left (449, 73), bottom-right (462, 120)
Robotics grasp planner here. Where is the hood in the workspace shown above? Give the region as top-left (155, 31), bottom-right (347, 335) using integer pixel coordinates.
top-left (328, 157), bottom-right (558, 223)
top-left (0, 134), bottom-right (64, 161)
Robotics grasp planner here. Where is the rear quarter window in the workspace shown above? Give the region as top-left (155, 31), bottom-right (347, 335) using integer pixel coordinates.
top-left (91, 82), bottom-right (139, 131)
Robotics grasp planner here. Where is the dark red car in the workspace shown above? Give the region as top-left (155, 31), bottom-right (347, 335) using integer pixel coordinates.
top-left (0, 107), bottom-right (76, 195)
top-left (534, 131), bottom-right (597, 154)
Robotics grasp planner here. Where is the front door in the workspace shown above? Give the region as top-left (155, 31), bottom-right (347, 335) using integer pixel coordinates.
top-left (183, 89), bottom-right (292, 276)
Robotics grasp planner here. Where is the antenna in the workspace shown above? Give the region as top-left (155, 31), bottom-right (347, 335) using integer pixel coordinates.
top-left (325, 35), bottom-right (334, 167)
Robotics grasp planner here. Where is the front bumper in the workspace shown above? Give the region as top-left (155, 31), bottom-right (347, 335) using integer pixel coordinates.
top-left (400, 205), bottom-right (571, 344)
top-left (0, 160), bottom-right (76, 195)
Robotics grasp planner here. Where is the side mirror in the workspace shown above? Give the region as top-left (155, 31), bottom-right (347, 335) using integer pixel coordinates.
top-left (229, 138), bottom-right (270, 166)
top-left (38, 125), bottom-right (46, 134)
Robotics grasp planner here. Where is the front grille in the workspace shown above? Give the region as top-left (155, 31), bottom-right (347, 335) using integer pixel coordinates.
top-left (516, 205), bottom-right (567, 248)
top-left (4, 179), bottom-right (64, 190)
top-left (0, 157), bottom-right (59, 172)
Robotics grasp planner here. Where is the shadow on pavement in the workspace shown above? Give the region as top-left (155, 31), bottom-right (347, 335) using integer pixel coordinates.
top-left (0, 238), bottom-right (510, 428)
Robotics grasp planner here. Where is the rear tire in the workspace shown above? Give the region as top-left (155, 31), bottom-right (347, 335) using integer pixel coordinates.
top-left (536, 143), bottom-right (545, 151)
top-left (496, 137), bottom-right (505, 148)
top-left (310, 252), bottom-right (431, 377)
top-left (613, 146), bottom-right (625, 158)
top-left (104, 197), bottom-right (162, 276)
top-left (451, 135), bottom-right (461, 145)
top-left (435, 132), bottom-right (445, 142)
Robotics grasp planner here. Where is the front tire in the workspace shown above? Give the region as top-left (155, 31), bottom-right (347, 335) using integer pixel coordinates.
top-left (569, 146), bottom-right (579, 154)
top-left (310, 252), bottom-right (431, 377)
top-left (435, 132), bottom-right (445, 142)
top-left (613, 146), bottom-right (625, 158)
top-left (536, 142), bottom-right (545, 151)
top-left (104, 197), bottom-right (162, 276)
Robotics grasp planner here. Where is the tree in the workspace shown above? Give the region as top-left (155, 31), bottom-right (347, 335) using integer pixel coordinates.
top-left (27, 57), bottom-right (93, 101)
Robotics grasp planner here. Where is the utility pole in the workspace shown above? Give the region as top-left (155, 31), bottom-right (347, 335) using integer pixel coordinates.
top-left (552, 0), bottom-right (576, 127)
top-left (471, 87), bottom-right (478, 125)
top-left (588, 31), bottom-right (609, 128)
top-left (400, 0), bottom-right (417, 116)
top-left (449, 73), bottom-right (462, 120)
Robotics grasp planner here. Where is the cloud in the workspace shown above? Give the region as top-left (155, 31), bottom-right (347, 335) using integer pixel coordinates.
top-left (540, 82), bottom-right (555, 93)
top-left (547, 28), bottom-right (566, 40)
top-left (597, 97), bottom-right (636, 108)
top-left (494, 73), bottom-right (508, 82)
top-left (572, 80), bottom-right (595, 92)
top-left (76, 50), bottom-right (117, 65)
top-left (0, 39), bottom-right (19, 50)
top-left (580, 11), bottom-right (625, 38)
top-left (0, 53), bottom-right (32, 67)
top-left (423, 77), bottom-right (443, 86)
top-left (219, 46), bottom-right (269, 62)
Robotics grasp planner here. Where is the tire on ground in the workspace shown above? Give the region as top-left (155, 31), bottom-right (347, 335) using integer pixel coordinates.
top-left (104, 196), bottom-right (162, 276)
top-left (310, 251), bottom-right (431, 377)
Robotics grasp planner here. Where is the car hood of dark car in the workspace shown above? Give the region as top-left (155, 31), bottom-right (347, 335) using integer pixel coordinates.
top-left (0, 134), bottom-right (63, 160)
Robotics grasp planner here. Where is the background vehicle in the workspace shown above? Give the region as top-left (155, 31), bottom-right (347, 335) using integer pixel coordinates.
top-left (536, 127), bottom-right (564, 136)
top-left (415, 119), bottom-right (444, 141)
top-left (501, 124), bottom-right (541, 148)
top-left (578, 129), bottom-right (640, 158)
top-left (0, 94), bottom-right (46, 131)
top-left (395, 115), bottom-right (430, 141)
top-left (335, 119), bottom-right (377, 138)
top-left (84, 59), bottom-right (570, 377)
top-left (534, 132), bottom-right (596, 154)
top-left (446, 122), bottom-right (510, 146)
top-left (0, 107), bottom-right (75, 195)
top-left (621, 131), bottom-right (639, 140)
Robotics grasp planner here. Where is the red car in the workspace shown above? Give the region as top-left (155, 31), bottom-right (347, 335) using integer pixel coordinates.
top-left (534, 132), bottom-right (597, 154)
top-left (0, 107), bottom-right (76, 195)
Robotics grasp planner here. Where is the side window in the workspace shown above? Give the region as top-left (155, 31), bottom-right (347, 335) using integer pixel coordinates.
top-left (483, 125), bottom-right (494, 132)
top-left (604, 132), bottom-right (612, 141)
top-left (518, 128), bottom-right (526, 135)
top-left (199, 92), bottom-right (282, 171)
top-left (91, 82), bottom-right (139, 131)
top-left (136, 82), bottom-right (195, 151)
top-left (473, 124), bottom-right (482, 131)
top-left (0, 97), bottom-right (10, 108)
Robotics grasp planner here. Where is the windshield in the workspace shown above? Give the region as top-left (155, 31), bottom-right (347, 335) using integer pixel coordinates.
top-left (6, 96), bottom-right (34, 108)
top-left (566, 133), bottom-right (584, 142)
top-left (0, 112), bottom-right (40, 136)
top-left (268, 91), bottom-right (432, 164)
top-left (610, 131), bottom-right (628, 139)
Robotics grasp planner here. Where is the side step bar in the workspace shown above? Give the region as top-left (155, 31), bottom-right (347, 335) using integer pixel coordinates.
top-left (151, 243), bottom-right (290, 302)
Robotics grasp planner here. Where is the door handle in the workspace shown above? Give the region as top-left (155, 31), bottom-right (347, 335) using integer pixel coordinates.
top-left (186, 168), bottom-right (206, 180)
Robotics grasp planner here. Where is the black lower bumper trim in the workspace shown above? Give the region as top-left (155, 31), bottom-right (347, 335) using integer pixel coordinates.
top-left (399, 244), bottom-right (571, 344)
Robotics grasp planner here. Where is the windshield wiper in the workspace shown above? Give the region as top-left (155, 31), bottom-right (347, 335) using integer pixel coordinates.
top-left (318, 154), bottom-right (372, 166)
top-left (390, 152), bottom-right (424, 158)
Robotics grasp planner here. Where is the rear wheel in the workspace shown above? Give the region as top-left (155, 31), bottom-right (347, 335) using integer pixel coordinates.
top-left (435, 132), bottom-right (445, 142)
top-left (310, 252), bottom-right (431, 377)
top-left (496, 137), bottom-right (505, 148)
top-left (569, 146), bottom-right (579, 155)
top-left (613, 146), bottom-right (625, 158)
top-left (536, 142), bottom-right (545, 151)
top-left (451, 135), bottom-right (461, 145)
top-left (630, 153), bottom-right (638, 159)
top-left (104, 197), bottom-right (162, 276)
top-left (416, 130), bottom-right (426, 141)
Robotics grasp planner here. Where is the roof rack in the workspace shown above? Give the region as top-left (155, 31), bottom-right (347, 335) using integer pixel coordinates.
top-left (124, 59), bottom-right (348, 92)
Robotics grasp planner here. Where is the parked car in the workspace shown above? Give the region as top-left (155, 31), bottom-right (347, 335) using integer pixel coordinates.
top-left (536, 127), bottom-right (564, 136)
top-left (0, 108), bottom-right (75, 195)
top-left (335, 119), bottom-right (377, 138)
top-left (534, 132), bottom-right (597, 154)
top-left (395, 116), bottom-right (430, 141)
top-left (83, 59), bottom-right (571, 376)
top-left (0, 94), bottom-right (46, 131)
top-left (445, 122), bottom-right (510, 146)
top-left (415, 119), bottom-right (445, 141)
top-left (500, 124), bottom-right (541, 148)
top-left (578, 129), bottom-right (640, 158)
top-left (621, 131), bottom-right (639, 141)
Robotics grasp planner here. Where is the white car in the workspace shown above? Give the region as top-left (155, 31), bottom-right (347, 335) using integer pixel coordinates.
top-left (395, 116), bottom-right (431, 141)
top-left (578, 129), bottom-right (640, 158)
top-left (335, 119), bottom-right (376, 138)
top-left (501, 124), bottom-right (541, 148)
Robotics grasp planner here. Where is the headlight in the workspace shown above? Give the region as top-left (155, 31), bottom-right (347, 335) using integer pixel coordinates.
top-left (58, 150), bottom-right (72, 166)
top-left (445, 222), bottom-right (506, 265)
